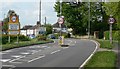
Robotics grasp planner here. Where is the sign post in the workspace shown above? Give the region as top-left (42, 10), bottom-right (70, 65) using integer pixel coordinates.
top-left (108, 15), bottom-right (115, 44)
top-left (8, 14), bottom-right (20, 44)
top-left (58, 16), bottom-right (64, 45)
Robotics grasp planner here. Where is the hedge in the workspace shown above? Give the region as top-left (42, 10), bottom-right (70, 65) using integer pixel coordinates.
top-left (104, 31), bottom-right (119, 40)
top-left (2, 35), bottom-right (30, 44)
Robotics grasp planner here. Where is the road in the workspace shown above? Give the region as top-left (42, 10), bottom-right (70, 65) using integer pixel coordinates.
top-left (1, 39), bottom-right (97, 69)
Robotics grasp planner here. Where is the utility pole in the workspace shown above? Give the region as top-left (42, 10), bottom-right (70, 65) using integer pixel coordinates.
top-left (39, 0), bottom-right (41, 25)
top-left (45, 17), bottom-right (46, 25)
top-left (88, 0), bottom-right (90, 39)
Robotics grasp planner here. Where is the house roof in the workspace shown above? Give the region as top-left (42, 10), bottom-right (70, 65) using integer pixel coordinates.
top-left (53, 22), bottom-right (66, 28)
top-left (21, 25), bottom-right (33, 30)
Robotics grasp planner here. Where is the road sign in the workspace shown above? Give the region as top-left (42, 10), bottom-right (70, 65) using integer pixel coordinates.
top-left (9, 24), bottom-right (19, 30)
top-left (8, 15), bottom-right (20, 35)
top-left (108, 17), bottom-right (115, 24)
top-left (58, 17), bottom-right (64, 24)
top-left (8, 31), bottom-right (19, 35)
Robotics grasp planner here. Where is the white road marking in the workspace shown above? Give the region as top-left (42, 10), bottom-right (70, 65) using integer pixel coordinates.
top-left (50, 50), bottom-right (61, 54)
top-left (20, 52), bottom-right (30, 55)
top-left (0, 52), bottom-right (7, 54)
top-left (79, 40), bottom-right (99, 69)
top-left (11, 55), bottom-right (22, 58)
top-left (62, 47), bottom-right (69, 49)
top-left (0, 59), bottom-right (11, 62)
top-left (2, 65), bottom-right (15, 67)
top-left (9, 61), bottom-right (22, 64)
top-left (9, 56), bottom-right (25, 62)
top-left (75, 41), bottom-right (76, 43)
top-left (42, 46), bottom-right (48, 48)
top-left (28, 55), bottom-right (45, 63)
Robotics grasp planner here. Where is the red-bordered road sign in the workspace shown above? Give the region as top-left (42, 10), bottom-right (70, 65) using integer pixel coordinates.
top-left (108, 17), bottom-right (115, 24)
top-left (58, 17), bottom-right (64, 24)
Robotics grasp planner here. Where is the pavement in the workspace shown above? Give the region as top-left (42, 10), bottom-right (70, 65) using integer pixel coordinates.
top-left (1, 39), bottom-right (97, 69)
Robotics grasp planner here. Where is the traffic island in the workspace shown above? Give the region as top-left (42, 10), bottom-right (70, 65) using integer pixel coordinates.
top-left (60, 44), bottom-right (69, 47)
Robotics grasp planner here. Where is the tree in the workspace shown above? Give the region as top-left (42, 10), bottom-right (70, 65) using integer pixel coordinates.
top-left (54, 1), bottom-right (109, 36)
top-left (45, 24), bottom-right (53, 35)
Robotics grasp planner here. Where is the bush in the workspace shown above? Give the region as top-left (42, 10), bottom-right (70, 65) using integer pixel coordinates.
top-left (37, 35), bottom-right (47, 41)
top-left (104, 31), bottom-right (119, 40)
top-left (2, 35), bottom-right (30, 44)
top-left (19, 35), bottom-right (30, 41)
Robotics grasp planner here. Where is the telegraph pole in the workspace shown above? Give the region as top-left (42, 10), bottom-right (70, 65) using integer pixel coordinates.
top-left (39, 0), bottom-right (41, 25)
top-left (88, 0), bottom-right (90, 39)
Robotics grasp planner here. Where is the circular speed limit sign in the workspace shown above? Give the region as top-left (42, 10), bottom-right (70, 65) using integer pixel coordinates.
top-left (11, 16), bottom-right (17, 22)
top-left (58, 17), bottom-right (64, 24)
top-left (108, 17), bottom-right (115, 24)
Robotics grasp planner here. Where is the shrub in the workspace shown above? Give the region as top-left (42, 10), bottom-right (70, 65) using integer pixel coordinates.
top-left (19, 35), bottom-right (30, 41)
top-left (104, 31), bottom-right (119, 40)
top-left (37, 35), bottom-right (47, 41)
top-left (2, 35), bottom-right (30, 44)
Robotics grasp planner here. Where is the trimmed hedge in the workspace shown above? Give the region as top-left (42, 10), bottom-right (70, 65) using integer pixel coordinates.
top-left (104, 31), bottom-right (119, 40)
top-left (2, 35), bottom-right (30, 44)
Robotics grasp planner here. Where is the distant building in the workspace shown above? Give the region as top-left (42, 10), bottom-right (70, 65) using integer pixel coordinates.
top-left (52, 22), bottom-right (68, 33)
top-left (20, 22), bottom-right (46, 36)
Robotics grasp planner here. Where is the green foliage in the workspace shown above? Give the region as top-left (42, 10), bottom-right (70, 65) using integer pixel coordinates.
top-left (104, 31), bottom-right (119, 40)
top-left (45, 24), bottom-right (53, 35)
top-left (37, 35), bottom-right (47, 41)
top-left (98, 39), bottom-right (114, 49)
top-left (84, 51), bottom-right (117, 68)
top-left (54, 2), bottom-right (109, 35)
top-left (19, 35), bottom-right (30, 41)
top-left (2, 35), bottom-right (30, 44)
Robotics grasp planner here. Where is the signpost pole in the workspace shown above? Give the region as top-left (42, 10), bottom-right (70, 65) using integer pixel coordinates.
top-left (8, 36), bottom-right (10, 43)
top-left (110, 24), bottom-right (112, 44)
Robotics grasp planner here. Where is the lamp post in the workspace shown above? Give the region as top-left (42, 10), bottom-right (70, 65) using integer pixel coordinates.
top-left (88, 0), bottom-right (90, 39)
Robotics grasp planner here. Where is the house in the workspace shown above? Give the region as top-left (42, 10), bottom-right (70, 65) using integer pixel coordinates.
top-left (20, 21), bottom-right (46, 36)
top-left (52, 22), bottom-right (68, 33)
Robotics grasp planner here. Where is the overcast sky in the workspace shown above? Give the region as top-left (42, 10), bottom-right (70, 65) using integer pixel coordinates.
top-left (0, 0), bottom-right (58, 28)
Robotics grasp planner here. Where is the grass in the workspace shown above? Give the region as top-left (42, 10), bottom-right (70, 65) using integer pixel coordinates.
top-left (1, 39), bottom-right (53, 51)
top-left (84, 51), bottom-right (117, 69)
top-left (97, 39), bottom-right (114, 49)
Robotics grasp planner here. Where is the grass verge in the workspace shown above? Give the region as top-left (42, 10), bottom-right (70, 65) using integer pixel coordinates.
top-left (84, 51), bottom-right (117, 69)
top-left (97, 39), bottom-right (114, 49)
top-left (1, 39), bottom-right (53, 51)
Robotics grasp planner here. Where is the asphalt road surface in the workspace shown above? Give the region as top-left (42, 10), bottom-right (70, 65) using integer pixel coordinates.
top-left (1, 39), bottom-right (97, 69)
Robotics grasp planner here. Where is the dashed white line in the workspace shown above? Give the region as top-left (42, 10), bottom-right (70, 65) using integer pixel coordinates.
top-left (50, 50), bottom-right (61, 54)
top-left (28, 55), bottom-right (45, 63)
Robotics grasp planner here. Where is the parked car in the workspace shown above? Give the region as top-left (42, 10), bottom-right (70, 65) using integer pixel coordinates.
top-left (28, 34), bottom-right (35, 39)
top-left (47, 34), bottom-right (56, 39)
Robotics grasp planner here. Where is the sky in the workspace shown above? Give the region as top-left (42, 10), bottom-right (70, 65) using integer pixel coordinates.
top-left (0, 0), bottom-right (58, 28)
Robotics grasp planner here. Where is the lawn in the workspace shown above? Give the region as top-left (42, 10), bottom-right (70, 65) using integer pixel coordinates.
top-left (84, 51), bottom-right (117, 69)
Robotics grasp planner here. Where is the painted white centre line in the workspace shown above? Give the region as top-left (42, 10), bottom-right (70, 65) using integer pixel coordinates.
top-left (0, 59), bottom-right (11, 62)
top-left (50, 50), bottom-right (61, 54)
top-left (28, 55), bottom-right (45, 63)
